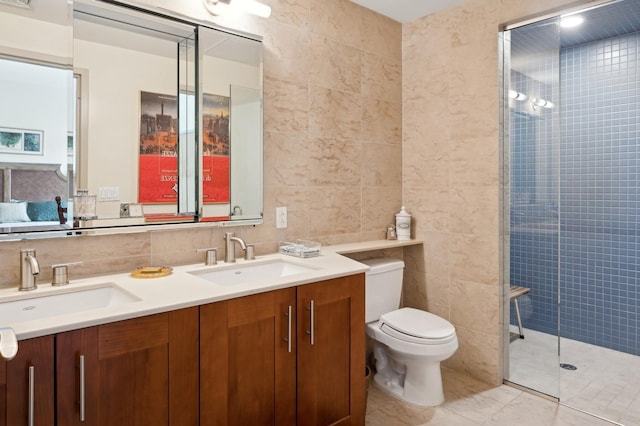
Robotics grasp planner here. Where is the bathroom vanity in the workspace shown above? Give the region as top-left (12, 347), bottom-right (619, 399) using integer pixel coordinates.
top-left (200, 274), bottom-right (365, 425)
top-left (0, 252), bottom-right (368, 425)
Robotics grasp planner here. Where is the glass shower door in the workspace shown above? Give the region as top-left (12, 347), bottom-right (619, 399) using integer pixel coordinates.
top-left (503, 15), bottom-right (562, 398)
top-left (505, 3), bottom-right (640, 422)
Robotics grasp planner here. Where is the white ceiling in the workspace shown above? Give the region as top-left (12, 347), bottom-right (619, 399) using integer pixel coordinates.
top-left (349, 0), bottom-right (467, 23)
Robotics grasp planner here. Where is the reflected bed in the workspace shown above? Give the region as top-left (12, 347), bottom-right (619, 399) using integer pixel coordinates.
top-left (0, 162), bottom-right (72, 233)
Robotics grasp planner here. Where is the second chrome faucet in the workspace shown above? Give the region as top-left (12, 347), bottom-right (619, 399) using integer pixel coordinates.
top-left (223, 232), bottom-right (254, 262)
top-left (19, 249), bottom-right (40, 291)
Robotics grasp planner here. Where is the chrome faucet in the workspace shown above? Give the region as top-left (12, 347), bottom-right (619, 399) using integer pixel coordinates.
top-left (20, 249), bottom-right (40, 291)
top-left (224, 232), bottom-right (247, 263)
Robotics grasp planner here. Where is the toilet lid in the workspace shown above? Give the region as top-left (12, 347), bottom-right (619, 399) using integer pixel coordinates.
top-left (379, 308), bottom-right (455, 342)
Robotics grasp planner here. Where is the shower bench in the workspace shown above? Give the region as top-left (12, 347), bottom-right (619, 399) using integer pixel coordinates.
top-left (510, 285), bottom-right (530, 339)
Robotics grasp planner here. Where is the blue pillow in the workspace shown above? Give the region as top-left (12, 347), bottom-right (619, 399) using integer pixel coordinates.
top-left (27, 200), bottom-right (66, 222)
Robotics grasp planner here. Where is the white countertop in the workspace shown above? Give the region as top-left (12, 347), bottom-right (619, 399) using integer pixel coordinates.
top-left (0, 239), bottom-right (422, 340)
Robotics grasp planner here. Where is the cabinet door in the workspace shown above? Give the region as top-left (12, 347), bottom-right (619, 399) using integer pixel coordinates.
top-left (5, 335), bottom-right (55, 426)
top-left (57, 327), bottom-right (99, 425)
top-left (57, 308), bottom-right (199, 426)
top-left (200, 288), bottom-right (297, 426)
top-left (297, 274), bottom-right (366, 426)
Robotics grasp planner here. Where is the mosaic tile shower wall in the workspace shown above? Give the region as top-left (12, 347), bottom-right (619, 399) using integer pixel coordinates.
top-left (510, 31), bottom-right (640, 356)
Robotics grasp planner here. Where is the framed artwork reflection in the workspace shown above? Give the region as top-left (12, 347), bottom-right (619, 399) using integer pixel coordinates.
top-left (0, 127), bottom-right (43, 155)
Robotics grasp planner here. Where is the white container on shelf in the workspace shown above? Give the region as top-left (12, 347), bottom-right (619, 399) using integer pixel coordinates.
top-left (395, 206), bottom-right (411, 241)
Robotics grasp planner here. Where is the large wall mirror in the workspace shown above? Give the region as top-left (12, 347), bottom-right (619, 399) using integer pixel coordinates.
top-left (0, 0), bottom-right (263, 240)
top-left (199, 26), bottom-right (263, 222)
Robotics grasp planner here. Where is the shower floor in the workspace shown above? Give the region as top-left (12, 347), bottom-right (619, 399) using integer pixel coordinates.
top-left (508, 326), bottom-right (640, 425)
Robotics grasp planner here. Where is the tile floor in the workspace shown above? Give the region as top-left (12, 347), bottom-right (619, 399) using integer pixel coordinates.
top-left (508, 327), bottom-right (640, 426)
top-left (365, 367), bottom-right (616, 425)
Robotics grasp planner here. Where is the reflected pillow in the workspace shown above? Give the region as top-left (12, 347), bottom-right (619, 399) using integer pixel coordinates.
top-left (27, 200), bottom-right (64, 222)
top-left (0, 202), bottom-right (31, 222)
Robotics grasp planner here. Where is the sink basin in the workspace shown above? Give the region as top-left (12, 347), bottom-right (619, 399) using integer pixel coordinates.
top-left (0, 284), bottom-right (140, 325)
top-left (189, 259), bottom-right (318, 285)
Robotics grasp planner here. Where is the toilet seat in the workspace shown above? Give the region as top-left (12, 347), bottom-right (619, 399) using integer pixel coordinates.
top-left (379, 308), bottom-right (456, 345)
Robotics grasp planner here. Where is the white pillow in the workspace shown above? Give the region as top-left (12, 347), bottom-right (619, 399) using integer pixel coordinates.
top-left (0, 202), bottom-right (32, 222)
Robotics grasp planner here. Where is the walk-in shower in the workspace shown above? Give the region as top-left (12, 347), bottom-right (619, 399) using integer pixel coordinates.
top-left (502, 1), bottom-right (640, 424)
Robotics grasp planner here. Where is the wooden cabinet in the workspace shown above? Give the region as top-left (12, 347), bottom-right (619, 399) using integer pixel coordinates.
top-left (0, 307), bottom-right (198, 426)
top-left (56, 307), bottom-right (199, 426)
top-left (200, 274), bottom-right (366, 426)
top-left (2, 335), bottom-right (55, 426)
top-left (56, 326), bottom-right (98, 426)
top-left (297, 275), bottom-right (366, 426)
top-left (200, 287), bottom-right (297, 426)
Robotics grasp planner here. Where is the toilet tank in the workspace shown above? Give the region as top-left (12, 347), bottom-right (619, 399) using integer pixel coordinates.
top-left (360, 258), bottom-right (405, 323)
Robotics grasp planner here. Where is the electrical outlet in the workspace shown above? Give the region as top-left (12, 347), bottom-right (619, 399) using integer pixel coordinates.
top-left (276, 206), bottom-right (287, 229)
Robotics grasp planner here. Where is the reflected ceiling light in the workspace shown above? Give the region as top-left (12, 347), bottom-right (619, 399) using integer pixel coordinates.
top-left (0, 0), bottom-right (30, 8)
top-left (508, 90), bottom-right (528, 101)
top-left (531, 97), bottom-right (554, 109)
top-left (203, 0), bottom-right (271, 18)
top-left (560, 15), bottom-right (584, 28)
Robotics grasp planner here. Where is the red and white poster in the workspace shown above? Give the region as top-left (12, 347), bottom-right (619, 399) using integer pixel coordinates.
top-left (138, 91), bottom-right (178, 204)
top-left (202, 93), bottom-right (230, 203)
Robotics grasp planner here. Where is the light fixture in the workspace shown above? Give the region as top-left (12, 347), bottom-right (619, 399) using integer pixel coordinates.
top-left (202, 0), bottom-right (230, 16)
top-left (508, 90), bottom-right (528, 101)
top-left (235, 0), bottom-right (271, 18)
top-left (530, 97), bottom-right (554, 109)
top-left (560, 15), bottom-right (584, 28)
top-left (202, 0), bottom-right (271, 18)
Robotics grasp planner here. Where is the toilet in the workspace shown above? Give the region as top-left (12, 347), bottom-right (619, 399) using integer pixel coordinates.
top-left (362, 258), bottom-right (458, 407)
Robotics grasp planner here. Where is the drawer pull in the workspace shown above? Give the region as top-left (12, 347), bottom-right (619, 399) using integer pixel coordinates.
top-left (80, 355), bottom-right (86, 422)
top-left (28, 366), bottom-right (35, 426)
top-left (306, 300), bottom-right (315, 345)
top-left (284, 305), bottom-right (293, 353)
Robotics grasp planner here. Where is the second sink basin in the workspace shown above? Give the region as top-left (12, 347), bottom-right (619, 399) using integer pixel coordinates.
top-left (0, 283), bottom-right (140, 326)
top-left (189, 259), bottom-right (318, 285)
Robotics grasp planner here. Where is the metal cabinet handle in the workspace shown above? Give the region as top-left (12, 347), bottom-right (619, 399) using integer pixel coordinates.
top-left (305, 300), bottom-right (315, 345)
top-left (28, 366), bottom-right (35, 426)
top-left (284, 305), bottom-right (292, 353)
top-left (80, 355), bottom-right (86, 422)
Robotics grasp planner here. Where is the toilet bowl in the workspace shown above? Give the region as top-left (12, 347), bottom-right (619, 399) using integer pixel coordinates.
top-left (362, 258), bottom-right (458, 407)
top-left (366, 307), bottom-right (458, 406)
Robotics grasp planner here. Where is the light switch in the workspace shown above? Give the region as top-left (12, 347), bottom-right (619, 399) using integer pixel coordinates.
top-left (98, 186), bottom-right (120, 201)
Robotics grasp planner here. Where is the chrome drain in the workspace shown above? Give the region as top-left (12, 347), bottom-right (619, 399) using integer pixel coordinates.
top-left (560, 363), bottom-right (577, 370)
